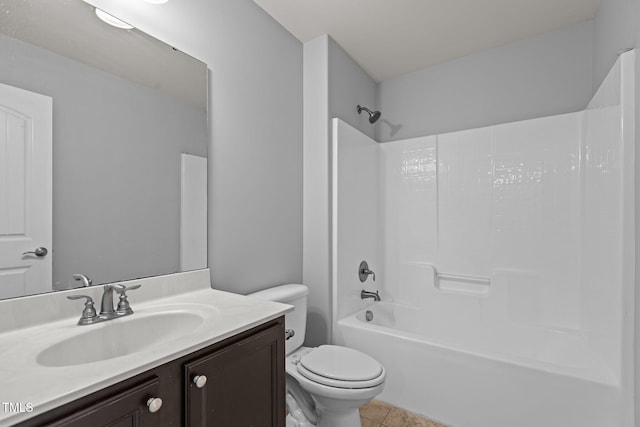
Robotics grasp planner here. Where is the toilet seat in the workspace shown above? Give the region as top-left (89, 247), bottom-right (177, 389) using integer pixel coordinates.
top-left (297, 345), bottom-right (385, 389)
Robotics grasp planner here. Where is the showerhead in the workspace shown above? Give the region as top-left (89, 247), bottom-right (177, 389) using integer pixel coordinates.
top-left (357, 105), bottom-right (381, 124)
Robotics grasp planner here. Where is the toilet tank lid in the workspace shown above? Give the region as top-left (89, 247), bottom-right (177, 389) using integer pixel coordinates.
top-left (248, 284), bottom-right (309, 303)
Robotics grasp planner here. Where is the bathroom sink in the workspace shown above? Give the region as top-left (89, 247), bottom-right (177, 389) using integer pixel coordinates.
top-left (36, 307), bottom-right (216, 367)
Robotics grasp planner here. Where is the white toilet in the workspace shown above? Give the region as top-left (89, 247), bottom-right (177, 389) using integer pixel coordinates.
top-left (250, 284), bottom-right (385, 427)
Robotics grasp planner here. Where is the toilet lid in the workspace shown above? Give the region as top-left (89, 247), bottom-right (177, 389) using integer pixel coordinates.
top-left (299, 345), bottom-right (383, 383)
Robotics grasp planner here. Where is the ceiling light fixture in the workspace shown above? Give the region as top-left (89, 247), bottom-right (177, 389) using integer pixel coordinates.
top-left (95, 8), bottom-right (134, 29)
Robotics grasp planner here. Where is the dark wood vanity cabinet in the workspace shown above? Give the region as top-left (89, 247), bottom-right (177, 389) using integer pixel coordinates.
top-left (185, 325), bottom-right (283, 426)
top-left (35, 378), bottom-right (163, 427)
top-left (17, 317), bottom-right (285, 427)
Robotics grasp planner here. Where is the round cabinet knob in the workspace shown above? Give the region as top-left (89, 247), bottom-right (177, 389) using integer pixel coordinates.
top-left (193, 375), bottom-right (207, 389)
top-left (146, 397), bottom-right (162, 413)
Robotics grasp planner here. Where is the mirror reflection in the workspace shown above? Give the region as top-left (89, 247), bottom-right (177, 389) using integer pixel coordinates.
top-left (0, 0), bottom-right (208, 300)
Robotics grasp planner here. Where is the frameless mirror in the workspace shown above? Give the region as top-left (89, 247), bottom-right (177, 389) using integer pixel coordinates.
top-left (0, 0), bottom-right (208, 300)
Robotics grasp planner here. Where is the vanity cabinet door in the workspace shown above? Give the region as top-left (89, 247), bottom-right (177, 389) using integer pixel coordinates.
top-left (45, 377), bottom-right (162, 427)
top-left (185, 322), bottom-right (285, 426)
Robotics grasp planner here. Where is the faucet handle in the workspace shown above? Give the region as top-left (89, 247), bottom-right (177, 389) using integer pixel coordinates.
top-left (115, 284), bottom-right (141, 315)
top-left (367, 270), bottom-right (376, 282)
top-left (117, 284), bottom-right (141, 293)
top-left (358, 260), bottom-right (376, 282)
top-left (67, 295), bottom-right (98, 325)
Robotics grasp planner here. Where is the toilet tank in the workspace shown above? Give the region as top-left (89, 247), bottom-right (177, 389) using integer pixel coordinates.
top-left (249, 284), bottom-right (308, 354)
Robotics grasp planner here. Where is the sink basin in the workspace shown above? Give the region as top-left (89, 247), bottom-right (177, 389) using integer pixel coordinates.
top-left (37, 307), bottom-right (216, 367)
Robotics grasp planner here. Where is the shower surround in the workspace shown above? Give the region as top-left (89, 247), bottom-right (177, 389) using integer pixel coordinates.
top-left (331, 51), bottom-right (635, 427)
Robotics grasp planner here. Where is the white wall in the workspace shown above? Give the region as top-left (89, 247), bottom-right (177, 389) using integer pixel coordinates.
top-left (85, 0), bottom-right (304, 294)
top-left (376, 21), bottom-right (594, 142)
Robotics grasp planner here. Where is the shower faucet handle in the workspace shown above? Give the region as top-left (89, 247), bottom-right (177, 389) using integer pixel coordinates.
top-left (365, 269), bottom-right (376, 281)
top-left (359, 260), bottom-right (376, 282)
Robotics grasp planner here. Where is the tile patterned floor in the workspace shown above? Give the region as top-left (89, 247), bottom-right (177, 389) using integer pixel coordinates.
top-left (360, 400), bottom-right (448, 427)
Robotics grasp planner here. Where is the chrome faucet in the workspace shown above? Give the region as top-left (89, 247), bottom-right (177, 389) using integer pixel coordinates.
top-left (67, 283), bottom-right (141, 325)
top-left (100, 284), bottom-right (126, 319)
top-left (361, 289), bottom-right (381, 301)
top-left (72, 273), bottom-right (92, 287)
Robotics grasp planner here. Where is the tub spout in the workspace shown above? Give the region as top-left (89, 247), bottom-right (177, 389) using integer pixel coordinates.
top-left (361, 289), bottom-right (380, 301)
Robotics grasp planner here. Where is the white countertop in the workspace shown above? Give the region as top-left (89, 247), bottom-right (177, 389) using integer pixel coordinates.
top-left (0, 269), bottom-right (292, 426)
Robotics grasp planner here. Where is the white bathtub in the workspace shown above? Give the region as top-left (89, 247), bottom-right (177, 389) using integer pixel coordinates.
top-left (335, 302), bottom-right (624, 427)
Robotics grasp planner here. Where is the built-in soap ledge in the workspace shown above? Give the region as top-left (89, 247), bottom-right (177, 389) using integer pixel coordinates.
top-left (434, 270), bottom-right (491, 296)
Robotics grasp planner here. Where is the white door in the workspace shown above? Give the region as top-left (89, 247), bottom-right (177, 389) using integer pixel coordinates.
top-left (0, 83), bottom-right (52, 299)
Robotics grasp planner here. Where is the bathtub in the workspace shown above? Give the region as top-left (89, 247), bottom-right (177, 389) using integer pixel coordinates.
top-left (335, 302), bottom-right (624, 427)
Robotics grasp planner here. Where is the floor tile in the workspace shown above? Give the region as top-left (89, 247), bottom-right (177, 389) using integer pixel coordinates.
top-left (361, 417), bottom-right (380, 427)
top-left (382, 407), bottom-right (445, 427)
top-left (360, 399), bottom-right (394, 423)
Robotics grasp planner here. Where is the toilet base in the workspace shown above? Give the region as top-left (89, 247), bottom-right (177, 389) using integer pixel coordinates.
top-left (312, 392), bottom-right (380, 427)
top-left (316, 408), bottom-right (361, 427)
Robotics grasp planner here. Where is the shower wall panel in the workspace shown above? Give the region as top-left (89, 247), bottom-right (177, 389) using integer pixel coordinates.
top-left (381, 135), bottom-right (437, 303)
top-left (492, 114), bottom-right (582, 328)
top-left (437, 127), bottom-right (493, 279)
top-left (332, 50), bottom-right (634, 425)
top-left (581, 55), bottom-right (625, 382)
top-left (381, 112), bottom-right (583, 329)
top-left (331, 119), bottom-right (380, 323)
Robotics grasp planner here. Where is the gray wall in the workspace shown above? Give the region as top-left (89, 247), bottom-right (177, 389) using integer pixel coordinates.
top-left (86, 0), bottom-right (304, 295)
top-left (592, 0), bottom-right (640, 424)
top-left (0, 33), bottom-right (207, 290)
top-left (328, 37), bottom-right (378, 139)
top-left (376, 21), bottom-right (594, 142)
top-left (592, 0), bottom-right (637, 90)
top-left (301, 35), bottom-right (378, 346)
top-left (303, 35), bottom-right (331, 346)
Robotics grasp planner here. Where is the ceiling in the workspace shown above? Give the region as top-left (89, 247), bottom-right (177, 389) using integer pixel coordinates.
top-left (253, 0), bottom-right (602, 82)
